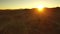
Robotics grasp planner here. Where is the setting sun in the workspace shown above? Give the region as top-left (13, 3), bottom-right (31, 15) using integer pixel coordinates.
top-left (37, 5), bottom-right (44, 12)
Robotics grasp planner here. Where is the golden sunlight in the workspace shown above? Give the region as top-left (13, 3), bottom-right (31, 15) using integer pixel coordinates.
top-left (37, 5), bottom-right (44, 12)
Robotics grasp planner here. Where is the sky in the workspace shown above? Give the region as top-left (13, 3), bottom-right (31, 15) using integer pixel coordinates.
top-left (0, 0), bottom-right (60, 9)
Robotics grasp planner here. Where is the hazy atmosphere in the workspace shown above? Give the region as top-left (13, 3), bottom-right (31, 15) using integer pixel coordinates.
top-left (0, 0), bottom-right (60, 9)
top-left (0, 0), bottom-right (60, 34)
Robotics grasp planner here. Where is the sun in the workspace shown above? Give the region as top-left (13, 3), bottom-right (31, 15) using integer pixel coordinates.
top-left (37, 5), bottom-right (44, 11)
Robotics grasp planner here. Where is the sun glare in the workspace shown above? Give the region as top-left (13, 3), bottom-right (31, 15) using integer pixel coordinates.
top-left (37, 5), bottom-right (44, 12)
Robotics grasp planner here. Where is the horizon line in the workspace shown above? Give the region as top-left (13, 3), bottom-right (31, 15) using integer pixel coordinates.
top-left (0, 7), bottom-right (60, 10)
